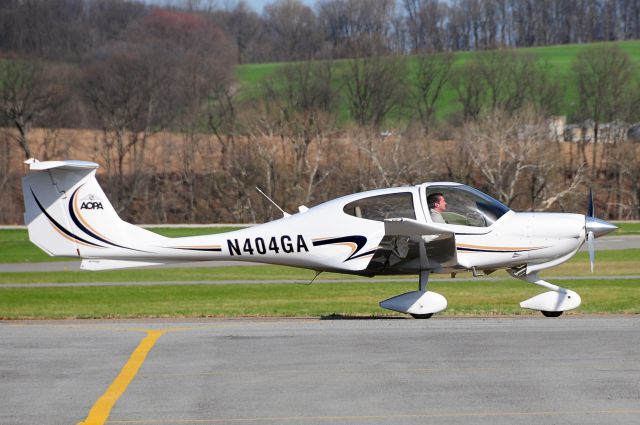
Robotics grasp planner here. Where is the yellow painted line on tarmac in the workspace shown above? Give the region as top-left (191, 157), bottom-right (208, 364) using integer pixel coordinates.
top-left (105, 408), bottom-right (640, 423)
top-left (77, 329), bottom-right (169, 425)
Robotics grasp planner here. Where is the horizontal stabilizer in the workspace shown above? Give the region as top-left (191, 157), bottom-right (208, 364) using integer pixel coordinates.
top-left (25, 158), bottom-right (99, 171)
top-left (81, 259), bottom-right (172, 271)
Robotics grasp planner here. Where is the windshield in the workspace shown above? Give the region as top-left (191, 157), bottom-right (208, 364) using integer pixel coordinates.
top-left (425, 185), bottom-right (510, 227)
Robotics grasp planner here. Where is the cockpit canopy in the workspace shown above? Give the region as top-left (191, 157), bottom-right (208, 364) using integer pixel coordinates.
top-left (343, 192), bottom-right (416, 221)
top-left (425, 185), bottom-right (510, 227)
top-left (341, 184), bottom-right (510, 228)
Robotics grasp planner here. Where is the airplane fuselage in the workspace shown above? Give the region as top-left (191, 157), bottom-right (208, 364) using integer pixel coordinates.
top-left (69, 183), bottom-right (586, 275)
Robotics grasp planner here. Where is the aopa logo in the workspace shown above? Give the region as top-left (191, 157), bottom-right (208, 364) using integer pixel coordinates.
top-left (80, 201), bottom-right (103, 210)
top-left (79, 194), bottom-right (103, 210)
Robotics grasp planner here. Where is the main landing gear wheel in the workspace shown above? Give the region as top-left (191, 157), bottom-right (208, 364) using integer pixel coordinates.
top-left (410, 313), bottom-right (434, 319)
top-left (379, 272), bottom-right (447, 319)
top-left (541, 310), bottom-right (563, 317)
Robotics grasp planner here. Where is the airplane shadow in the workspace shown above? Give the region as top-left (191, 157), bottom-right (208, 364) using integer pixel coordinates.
top-left (320, 314), bottom-right (407, 320)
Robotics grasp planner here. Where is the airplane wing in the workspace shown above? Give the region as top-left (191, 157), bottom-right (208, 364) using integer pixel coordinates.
top-left (383, 217), bottom-right (453, 237)
top-left (364, 217), bottom-right (457, 274)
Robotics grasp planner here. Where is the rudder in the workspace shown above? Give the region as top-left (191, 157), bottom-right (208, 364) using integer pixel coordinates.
top-left (22, 159), bottom-right (163, 259)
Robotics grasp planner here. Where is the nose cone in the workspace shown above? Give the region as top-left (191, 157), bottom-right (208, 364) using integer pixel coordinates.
top-left (585, 217), bottom-right (618, 238)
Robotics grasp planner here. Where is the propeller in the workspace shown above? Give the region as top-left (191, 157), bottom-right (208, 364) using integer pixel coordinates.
top-left (587, 189), bottom-right (595, 272)
top-left (584, 189), bottom-right (618, 272)
top-left (587, 228), bottom-right (595, 273)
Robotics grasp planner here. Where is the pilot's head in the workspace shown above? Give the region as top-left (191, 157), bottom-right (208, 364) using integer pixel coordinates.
top-left (427, 193), bottom-right (446, 212)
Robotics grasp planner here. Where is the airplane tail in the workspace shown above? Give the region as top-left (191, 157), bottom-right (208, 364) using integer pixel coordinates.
top-left (22, 159), bottom-right (165, 260)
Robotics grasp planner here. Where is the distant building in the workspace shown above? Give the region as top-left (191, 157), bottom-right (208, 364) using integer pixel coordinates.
top-left (627, 123), bottom-right (640, 143)
top-left (556, 117), bottom-right (633, 143)
top-left (549, 116), bottom-right (566, 141)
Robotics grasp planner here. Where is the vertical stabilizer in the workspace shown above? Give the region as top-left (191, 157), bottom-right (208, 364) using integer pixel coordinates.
top-left (22, 159), bottom-right (164, 258)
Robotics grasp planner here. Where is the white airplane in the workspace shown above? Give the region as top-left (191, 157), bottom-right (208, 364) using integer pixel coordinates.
top-left (22, 159), bottom-right (617, 318)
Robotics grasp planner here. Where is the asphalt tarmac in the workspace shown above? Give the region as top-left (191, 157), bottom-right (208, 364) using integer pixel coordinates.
top-left (1, 318), bottom-right (639, 425)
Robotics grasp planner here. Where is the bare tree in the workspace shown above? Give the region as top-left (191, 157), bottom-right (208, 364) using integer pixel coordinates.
top-left (451, 60), bottom-right (485, 121)
top-left (317, 0), bottom-right (393, 56)
top-left (477, 49), bottom-right (562, 114)
top-left (258, 60), bottom-right (341, 211)
top-left (459, 107), bottom-right (584, 209)
top-left (263, 0), bottom-right (319, 61)
top-left (613, 141), bottom-right (640, 219)
top-left (572, 44), bottom-right (638, 178)
top-left (164, 10), bottom-right (236, 222)
top-left (0, 60), bottom-right (64, 159)
top-left (410, 51), bottom-right (453, 133)
top-left (355, 128), bottom-right (433, 188)
top-left (452, 49), bottom-right (563, 121)
top-left (477, 50), bottom-right (523, 111)
top-left (344, 53), bottom-right (408, 127)
top-left (81, 45), bottom-right (175, 213)
top-left (403, 0), bottom-right (445, 53)
top-left (0, 133), bottom-right (14, 195)
top-left (205, 80), bottom-right (267, 222)
top-left (219, 1), bottom-right (264, 64)
top-left (80, 7), bottom-right (235, 219)
top-left (0, 0), bottom-right (147, 59)
top-left (263, 59), bottom-right (339, 116)
top-left (249, 115), bottom-right (337, 217)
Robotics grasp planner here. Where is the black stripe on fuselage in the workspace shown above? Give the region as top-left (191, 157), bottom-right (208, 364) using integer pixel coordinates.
top-left (29, 187), bottom-right (104, 248)
top-left (170, 247), bottom-right (223, 252)
top-left (456, 247), bottom-right (537, 253)
top-left (68, 187), bottom-right (150, 253)
top-left (312, 235), bottom-right (369, 262)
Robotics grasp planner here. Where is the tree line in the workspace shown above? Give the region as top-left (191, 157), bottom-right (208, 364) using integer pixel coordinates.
top-left (1, 0), bottom-right (640, 223)
top-left (2, 40), bottom-right (640, 223)
top-left (1, 0), bottom-right (640, 63)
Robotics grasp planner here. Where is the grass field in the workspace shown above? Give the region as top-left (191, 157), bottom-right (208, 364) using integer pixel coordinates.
top-left (235, 40), bottom-right (640, 122)
top-left (613, 221), bottom-right (640, 235)
top-left (0, 278), bottom-right (638, 319)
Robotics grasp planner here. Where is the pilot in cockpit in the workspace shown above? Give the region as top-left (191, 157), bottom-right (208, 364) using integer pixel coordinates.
top-left (427, 192), bottom-right (447, 223)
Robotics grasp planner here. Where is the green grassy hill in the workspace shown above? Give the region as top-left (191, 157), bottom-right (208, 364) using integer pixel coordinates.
top-left (235, 40), bottom-right (640, 124)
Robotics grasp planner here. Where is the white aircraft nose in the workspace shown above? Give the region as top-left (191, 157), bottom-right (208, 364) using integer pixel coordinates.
top-left (585, 217), bottom-right (618, 238)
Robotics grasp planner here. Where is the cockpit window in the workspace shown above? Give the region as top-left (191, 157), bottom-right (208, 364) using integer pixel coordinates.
top-left (425, 185), bottom-right (510, 227)
top-left (343, 192), bottom-right (416, 222)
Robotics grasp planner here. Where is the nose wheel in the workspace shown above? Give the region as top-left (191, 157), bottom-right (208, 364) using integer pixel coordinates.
top-left (541, 310), bottom-right (564, 318)
top-left (410, 313), bottom-right (434, 319)
top-left (509, 270), bottom-right (581, 316)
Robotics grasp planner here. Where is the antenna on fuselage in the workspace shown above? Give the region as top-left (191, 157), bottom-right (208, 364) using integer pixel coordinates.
top-left (256, 187), bottom-right (290, 218)
top-left (306, 271), bottom-right (322, 285)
